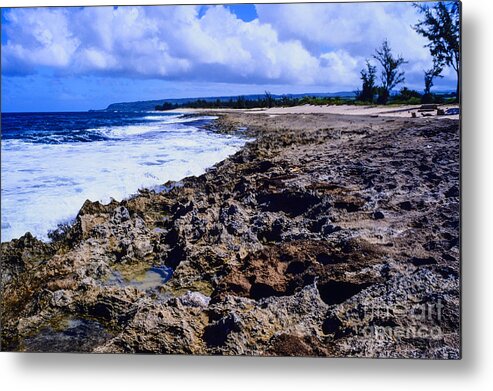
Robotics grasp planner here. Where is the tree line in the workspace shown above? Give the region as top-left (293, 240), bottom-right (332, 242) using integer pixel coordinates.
top-left (155, 93), bottom-right (360, 111)
top-left (357, 2), bottom-right (459, 104)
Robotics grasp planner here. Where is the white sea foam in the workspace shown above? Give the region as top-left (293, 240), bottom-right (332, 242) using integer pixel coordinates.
top-left (1, 122), bottom-right (245, 242)
top-left (99, 123), bottom-right (179, 138)
top-left (142, 115), bottom-right (218, 123)
top-left (95, 116), bottom-right (217, 138)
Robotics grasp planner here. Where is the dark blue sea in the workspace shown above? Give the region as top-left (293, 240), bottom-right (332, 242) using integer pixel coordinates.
top-left (1, 111), bottom-right (245, 241)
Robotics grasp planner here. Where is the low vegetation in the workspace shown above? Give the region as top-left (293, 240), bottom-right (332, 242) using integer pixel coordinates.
top-left (155, 90), bottom-right (455, 111)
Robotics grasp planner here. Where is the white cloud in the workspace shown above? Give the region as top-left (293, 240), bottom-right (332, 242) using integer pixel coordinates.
top-left (320, 50), bottom-right (362, 88)
top-left (255, 2), bottom-right (443, 89)
top-left (3, 8), bottom-right (80, 70)
top-left (1, 3), bottom-right (446, 90)
top-left (255, 3), bottom-right (430, 57)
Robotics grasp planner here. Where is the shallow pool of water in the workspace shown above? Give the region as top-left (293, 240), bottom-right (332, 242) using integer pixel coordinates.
top-left (108, 265), bottom-right (173, 291)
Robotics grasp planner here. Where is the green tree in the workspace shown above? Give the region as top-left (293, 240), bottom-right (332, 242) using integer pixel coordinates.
top-left (413, 1), bottom-right (460, 100)
top-left (373, 40), bottom-right (407, 104)
top-left (397, 87), bottom-right (421, 101)
top-left (235, 96), bottom-right (246, 109)
top-left (422, 63), bottom-right (443, 103)
top-left (264, 91), bottom-right (274, 108)
top-left (357, 60), bottom-right (377, 102)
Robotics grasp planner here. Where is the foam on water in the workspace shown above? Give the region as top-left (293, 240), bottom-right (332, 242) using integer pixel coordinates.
top-left (1, 113), bottom-right (246, 242)
top-left (143, 115), bottom-right (217, 123)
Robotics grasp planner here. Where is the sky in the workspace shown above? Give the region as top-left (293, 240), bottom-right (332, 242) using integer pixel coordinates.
top-left (1, 2), bottom-right (458, 112)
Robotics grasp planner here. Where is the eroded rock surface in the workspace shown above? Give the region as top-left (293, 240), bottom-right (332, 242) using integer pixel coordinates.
top-left (1, 113), bottom-right (460, 357)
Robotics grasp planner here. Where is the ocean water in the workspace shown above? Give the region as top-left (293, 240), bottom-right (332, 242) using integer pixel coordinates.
top-left (1, 111), bottom-right (246, 242)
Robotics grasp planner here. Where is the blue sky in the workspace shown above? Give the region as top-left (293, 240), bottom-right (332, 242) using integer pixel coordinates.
top-left (1, 3), bottom-right (457, 112)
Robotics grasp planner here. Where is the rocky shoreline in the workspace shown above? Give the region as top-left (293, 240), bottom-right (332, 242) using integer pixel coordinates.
top-left (1, 112), bottom-right (460, 357)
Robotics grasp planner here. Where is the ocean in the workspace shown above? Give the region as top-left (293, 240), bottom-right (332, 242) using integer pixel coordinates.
top-left (1, 111), bottom-right (246, 242)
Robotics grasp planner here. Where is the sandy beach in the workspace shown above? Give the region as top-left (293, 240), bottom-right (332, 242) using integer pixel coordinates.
top-left (170, 103), bottom-right (460, 120)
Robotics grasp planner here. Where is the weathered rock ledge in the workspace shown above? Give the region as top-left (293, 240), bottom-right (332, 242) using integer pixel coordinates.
top-left (1, 112), bottom-right (460, 357)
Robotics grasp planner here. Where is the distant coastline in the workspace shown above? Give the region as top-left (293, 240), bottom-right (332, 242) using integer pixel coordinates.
top-left (89, 91), bottom-right (357, 112)
top-left (92, 89), bottom-right (457, 114)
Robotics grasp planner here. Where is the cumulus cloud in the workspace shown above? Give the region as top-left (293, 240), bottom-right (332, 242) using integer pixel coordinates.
top-left (2, 6), bottom-right (322, 84)
top-left (1, 3), bottom-right (446, 90)
top-left (255, 2), bottom-right (438, 87)
top-left (2, 8), bottom-right (80, 73)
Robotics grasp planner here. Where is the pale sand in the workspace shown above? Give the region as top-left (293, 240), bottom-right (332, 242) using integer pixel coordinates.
top-left (169, 104), bottom-right (460, 120)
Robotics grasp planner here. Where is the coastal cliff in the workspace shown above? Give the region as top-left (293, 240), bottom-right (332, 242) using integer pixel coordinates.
top-left (1, 112), bottom-right (460, 357)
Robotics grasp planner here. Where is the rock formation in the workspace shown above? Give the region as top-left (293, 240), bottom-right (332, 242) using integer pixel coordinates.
top-left (1, 113), bottom-right (460, 358)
